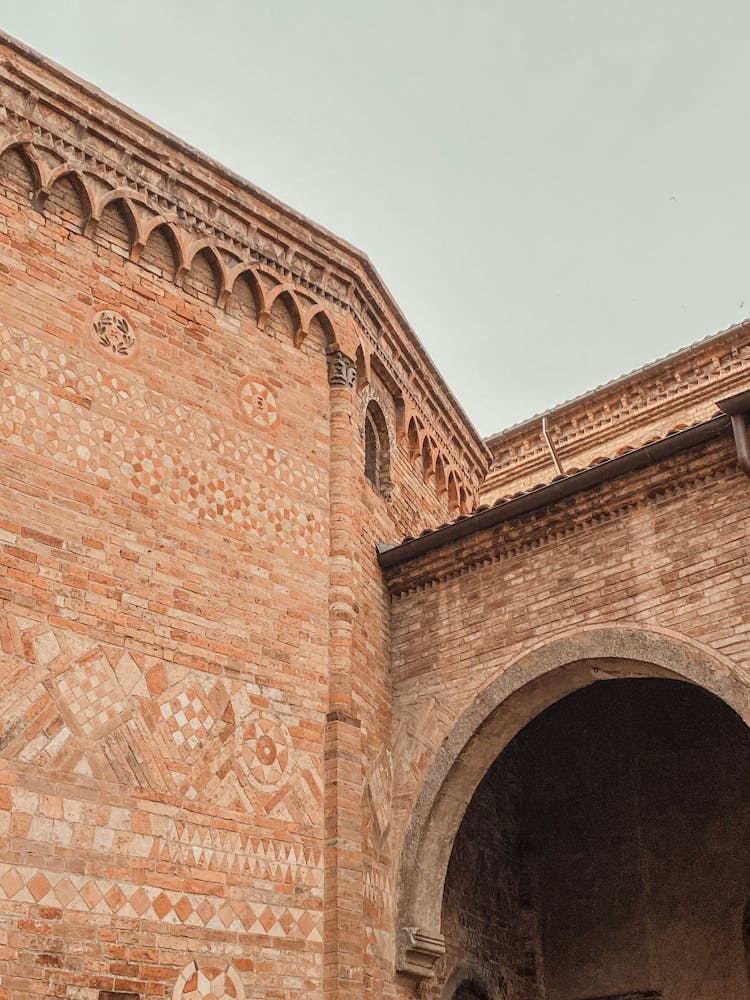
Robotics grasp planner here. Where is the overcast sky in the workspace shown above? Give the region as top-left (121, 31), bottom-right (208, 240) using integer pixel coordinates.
top-left (1, 1), bottom-right (748, 435)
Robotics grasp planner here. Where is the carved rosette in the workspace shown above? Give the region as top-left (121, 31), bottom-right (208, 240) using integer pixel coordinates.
top-left (91, 310), bottom-right (136, 360)
top-left (327, 350), bottom-right (356, 389)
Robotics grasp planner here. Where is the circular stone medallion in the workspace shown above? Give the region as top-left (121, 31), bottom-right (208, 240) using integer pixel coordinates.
top-left (237, 377), bottom-right (278, 428)
top-left (241, 717), bottom-right (290, 789)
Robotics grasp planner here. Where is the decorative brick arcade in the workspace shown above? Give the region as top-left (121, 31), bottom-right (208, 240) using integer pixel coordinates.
top-left (0, 30), bottom-right (749, 1000)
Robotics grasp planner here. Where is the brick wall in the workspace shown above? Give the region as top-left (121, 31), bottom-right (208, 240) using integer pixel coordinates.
top-left (387, 435), bottom-right (750, 996)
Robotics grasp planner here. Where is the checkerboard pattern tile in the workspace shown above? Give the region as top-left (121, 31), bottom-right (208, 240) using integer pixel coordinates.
top-left (160, 688), bottom-right (217, 751)
top-left (55, 653), bottom-right (127, 737)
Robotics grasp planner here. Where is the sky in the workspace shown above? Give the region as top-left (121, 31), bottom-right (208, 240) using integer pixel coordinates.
top-left (0, 1), bottom-right (748, 436)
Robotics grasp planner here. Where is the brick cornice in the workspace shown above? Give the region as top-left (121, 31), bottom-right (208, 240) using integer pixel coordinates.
top-left (0, 31), bottom-right (490, 490)
top-left (484, 322), bottom-right (750, 498)
top-left (385, 434), bottom-right (738, 596)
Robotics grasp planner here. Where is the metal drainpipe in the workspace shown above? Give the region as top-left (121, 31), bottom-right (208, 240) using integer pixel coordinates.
top-left (541, 413), bottom-right (564, 477)
top-left (717, 390), bottom-right (750, 478)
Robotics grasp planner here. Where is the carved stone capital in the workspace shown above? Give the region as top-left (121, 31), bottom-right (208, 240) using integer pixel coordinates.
top-left (327, 350), bottom-right (356, 389)
top-left (397, 926), bottom-right (446, 980)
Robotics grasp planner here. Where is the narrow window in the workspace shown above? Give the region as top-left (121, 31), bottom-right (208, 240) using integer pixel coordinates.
top-left (364, 413), bottom-right (379, 485)
top-left (364, 401), bottom-right (390, 494)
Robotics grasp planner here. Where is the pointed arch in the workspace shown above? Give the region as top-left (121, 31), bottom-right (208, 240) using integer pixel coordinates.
top-left (0, 139), bottom-right (43, 198)
top-left (302, 302), bottom-right (338, 351)
top-left (407, 416), bottom-right (422, 462)
top-left (95, 189), bottom-right (147, 251)
top-left (434, 454), bottom-right (447, 496)
top-left (138, 217), bottom-right (185, 271)
top-left (182, 243), bottom-right (226, 304)
top-left (226, 263), bottom-right (266, 321)
top-left (364, 399), bottom-right (392, 494)
top-left (422, 436), bottom-right (436, 482)
top-left (137, 221), bottom-right (182, 278)
top-left (265, 284), bottom-right (305, 344)
top-left (393, 395), bottom-right (407, 443)
top-left (94, 197), bottom-right (139, 256)
top-left (307, 308), bottom-right (339, 353)
top-left (355, 343), bottom-right (370, 390)
top-left (447, 471), bottom-right (460, 516)
top-left (40, 167), bottom-right (94, 232)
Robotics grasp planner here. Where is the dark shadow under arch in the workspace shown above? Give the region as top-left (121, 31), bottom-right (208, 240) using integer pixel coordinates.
top-left (395, 627), bottom-right (750, 980)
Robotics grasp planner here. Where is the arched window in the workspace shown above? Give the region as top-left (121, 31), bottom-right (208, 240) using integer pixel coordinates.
top-left (364, 400), bottom-right (390, 494)
top-left (452, 980), bottom-right (490, 1000)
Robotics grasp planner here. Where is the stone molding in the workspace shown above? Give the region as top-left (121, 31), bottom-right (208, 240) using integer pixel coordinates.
top-left (398, 925), bottom-right (447, 980)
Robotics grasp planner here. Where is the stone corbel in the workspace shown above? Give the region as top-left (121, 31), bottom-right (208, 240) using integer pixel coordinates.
top-left (397, 926), bottom-right (446, 980)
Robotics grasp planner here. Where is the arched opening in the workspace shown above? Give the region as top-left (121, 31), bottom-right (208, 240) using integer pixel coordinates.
top-left (422, 436), bottom-right (435, 482)
top-left (451, 980), bottom-right (490, 1000)
top-left (364, 400), bottom-right (391, 494)
top-left (438, 678), bottom-right (750, 1000)
top-left (396, 629), bottom-right (750, 997)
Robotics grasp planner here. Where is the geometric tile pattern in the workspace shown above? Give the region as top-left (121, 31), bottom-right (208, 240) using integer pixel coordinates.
top-left (365, 748), bottom-right (392, 844)
top-left (240, 716), bottom-right (290, 789)
top-left (0, 613), bottom-right (323, 833)
top-left (0, 864), bottom-right (322, 941)
top-left (56, 651), bottom-right (128, 737)
top-left (164, 821), bottom-right (324, 889)
top-left (160, 688), bottom-right (218, 752)
top-left (0, 323), bottom-right (325, 558)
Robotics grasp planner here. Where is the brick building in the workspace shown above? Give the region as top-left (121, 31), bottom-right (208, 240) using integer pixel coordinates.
top-left (0, 32), bottom-right (749, 1000)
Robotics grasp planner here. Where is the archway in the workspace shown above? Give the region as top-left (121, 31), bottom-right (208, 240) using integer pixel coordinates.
top-left (396, 628), bottom-right (750, 987)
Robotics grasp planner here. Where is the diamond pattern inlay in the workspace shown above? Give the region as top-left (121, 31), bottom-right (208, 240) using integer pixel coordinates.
top-left (0, 865), bottom-right (322, 941)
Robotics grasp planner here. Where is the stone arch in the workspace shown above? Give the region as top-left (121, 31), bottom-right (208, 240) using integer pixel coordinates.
top-left (421, 435), bottom-right (436, 482)
top-left (395, 626), bottom-right (750, 979)
top-left (446, 470), bottom-right (460, 516)
top-left (226, 263), bottom-right (266, 322)
top-left (264, 285), bottom-right (304, 344)
top-left (434, 454), bottom-right (448, 496)
top-left (407, 416), bottom-right (422, 461)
